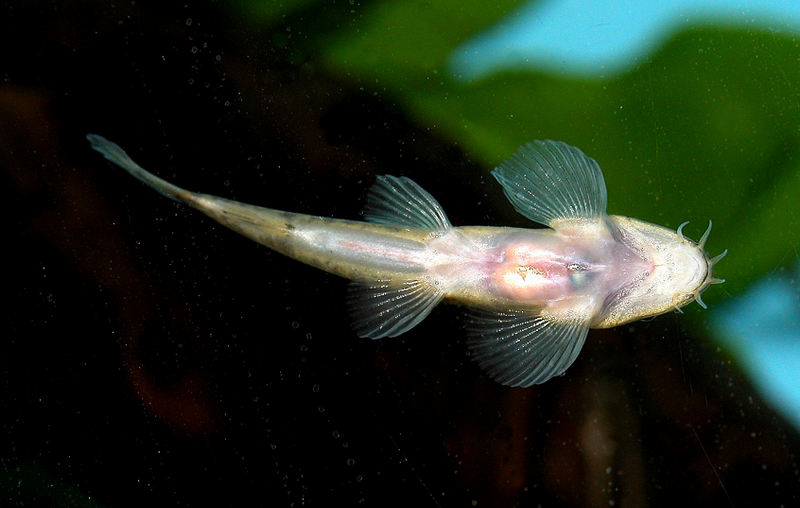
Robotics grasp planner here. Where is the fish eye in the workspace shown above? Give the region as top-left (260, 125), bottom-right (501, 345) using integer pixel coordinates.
top-left (570, 271), bottom-right (587, 287)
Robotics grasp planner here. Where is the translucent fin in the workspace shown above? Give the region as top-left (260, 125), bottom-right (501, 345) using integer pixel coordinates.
top-left (364, 175), bottom-right (452, 230)
top-left (348, 279), bottom-right (444, 339)
top-left (87, 134), bottom-right (188, 202)
top-left (466, 310), bottom-right (589, 387)
top-left (491, 140), bottom-right (608, 226)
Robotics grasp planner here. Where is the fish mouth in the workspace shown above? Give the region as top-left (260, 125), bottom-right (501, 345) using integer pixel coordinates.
top-left (692, 248), bottom-right (728, 308)
top-left (675, 220), bottom-right (727, 309)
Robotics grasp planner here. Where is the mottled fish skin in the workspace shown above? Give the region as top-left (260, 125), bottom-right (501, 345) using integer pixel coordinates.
top-left (87, 135), bottom-right (725, 387)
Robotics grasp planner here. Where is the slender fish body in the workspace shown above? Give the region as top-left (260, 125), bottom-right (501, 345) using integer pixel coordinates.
top-left (88, 135), bottom-right (726, 386)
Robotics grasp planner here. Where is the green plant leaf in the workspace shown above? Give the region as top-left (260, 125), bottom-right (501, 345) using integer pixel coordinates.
top-left (319, 5), bottom-right (800, 298)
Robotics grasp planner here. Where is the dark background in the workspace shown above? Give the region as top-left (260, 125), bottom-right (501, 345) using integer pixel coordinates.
top-left (2, 1), bottom-right (799, 506)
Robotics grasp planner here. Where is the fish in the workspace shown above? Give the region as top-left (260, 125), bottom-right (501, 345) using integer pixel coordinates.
top-left (87, 134), bottom-right (726, 387)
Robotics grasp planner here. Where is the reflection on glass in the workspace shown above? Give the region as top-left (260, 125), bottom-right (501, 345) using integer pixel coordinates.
top-left (450, 0), bottom-right (800, 78)
top-left (712, 259), bottom-right (800, 429)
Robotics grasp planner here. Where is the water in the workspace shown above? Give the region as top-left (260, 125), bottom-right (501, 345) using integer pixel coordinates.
top-left (3, 0), bottom-right (800, 506)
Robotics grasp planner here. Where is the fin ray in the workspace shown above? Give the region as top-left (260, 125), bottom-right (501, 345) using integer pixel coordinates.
top-left (348, 279), bottom-right (444, 339)
top-left (364, 175), bottom-right (452, 230)
top-left (491, 140), bottom-right (607, 226)
top-left (466, 310), bottom-right (589, 386)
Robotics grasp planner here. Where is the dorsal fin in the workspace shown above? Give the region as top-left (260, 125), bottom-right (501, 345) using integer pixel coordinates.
top-left (364, 175), bottom-right (452, 230)
top-left (491, 140), bottom-right (608, 227)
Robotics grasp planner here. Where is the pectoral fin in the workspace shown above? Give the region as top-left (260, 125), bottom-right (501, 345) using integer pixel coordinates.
top-left (491, 140), bottom-right (608, 227)
top-left (466, 310), bottom-right (589, 387)
top-left (348, 279), bottom-right (444, 339)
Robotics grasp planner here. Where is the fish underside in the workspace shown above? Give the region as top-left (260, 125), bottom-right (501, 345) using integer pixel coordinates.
top-left (87, 135), bottom-right (726, 387)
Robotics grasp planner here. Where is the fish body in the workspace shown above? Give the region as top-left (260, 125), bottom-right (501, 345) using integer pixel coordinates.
top-left (88, 135), bottom-right (725, 386)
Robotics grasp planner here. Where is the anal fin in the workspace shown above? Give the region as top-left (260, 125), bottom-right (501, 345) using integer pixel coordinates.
top-left (466, 310), bottom-right (589, 387)
top-left (348, 279), bottom-right (444, 339)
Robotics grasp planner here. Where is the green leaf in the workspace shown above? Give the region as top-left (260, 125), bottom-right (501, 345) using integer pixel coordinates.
top-left (320, 10), bottom-right (800, 298)
top-left (321, 0), bottom-right (527, 82)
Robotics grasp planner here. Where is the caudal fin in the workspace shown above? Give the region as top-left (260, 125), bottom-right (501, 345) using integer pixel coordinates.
top-left (87, 134), bottom-right (191, 203)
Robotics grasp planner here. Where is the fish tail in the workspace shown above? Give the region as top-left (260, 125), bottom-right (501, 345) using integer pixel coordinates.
top-left (87, 134), bottom-right (194, 204)
top-left (87, 134), bottom-right (314, 259)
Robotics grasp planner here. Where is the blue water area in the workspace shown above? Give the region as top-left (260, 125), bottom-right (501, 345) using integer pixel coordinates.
top-left (449, 0), bottom-right (800, 78)
top-left (712, 261), bottom-right (800, 429)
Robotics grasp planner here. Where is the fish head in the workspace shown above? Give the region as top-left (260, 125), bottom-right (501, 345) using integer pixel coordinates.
top-left (592, 216), bottom-right (726, 327)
